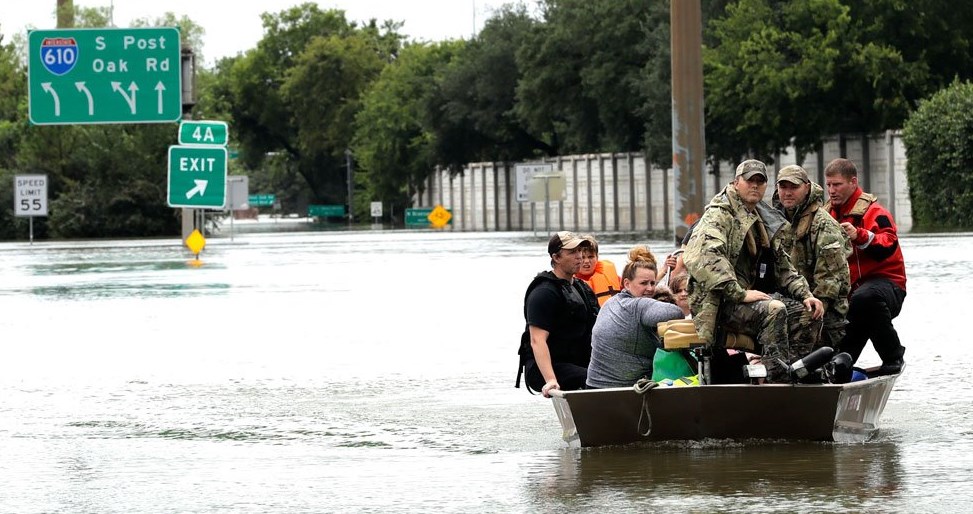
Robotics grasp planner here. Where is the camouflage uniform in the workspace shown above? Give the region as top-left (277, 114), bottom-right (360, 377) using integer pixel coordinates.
top-left (773, 179), bottom-right (852, 350)
top-left (685, 183), bottom-right (817, 381)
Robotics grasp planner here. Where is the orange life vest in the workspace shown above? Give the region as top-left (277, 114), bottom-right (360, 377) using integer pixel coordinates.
top-left (578, 260), bottom-right (621, 307)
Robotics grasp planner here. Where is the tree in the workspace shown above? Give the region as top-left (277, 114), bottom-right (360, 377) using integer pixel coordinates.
top-left (353, 41), bottom-right (461, 218)
top-left (214, 4), bottom-right (402, 215)
top-left (902, 80), bottom-right (973, 231)
top-left (428, 5), bottom-right (547, 170)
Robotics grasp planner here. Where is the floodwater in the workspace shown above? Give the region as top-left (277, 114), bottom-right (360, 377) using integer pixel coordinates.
top-left (0, 226), bottom-right (970, 513)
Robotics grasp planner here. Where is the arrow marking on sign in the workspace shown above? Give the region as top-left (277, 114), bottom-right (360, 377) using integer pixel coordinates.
top-left (75, 82), bottom-right (94, 115)
top-left (155, 82), bottom-right (166, 114)
top-left (111, 81), bottom-right (139, 114)
top-left (41, 83), bottom-right (61, 116)
top-left (185, 180), bottom-right (209, 199)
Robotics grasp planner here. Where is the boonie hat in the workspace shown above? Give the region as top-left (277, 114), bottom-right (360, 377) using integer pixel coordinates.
top-left (548, 231), bottom-right (588, 255)
top-left (735, 159), bottom-right (768, 180)
top-left (777, 164), bottom-right (810, 185)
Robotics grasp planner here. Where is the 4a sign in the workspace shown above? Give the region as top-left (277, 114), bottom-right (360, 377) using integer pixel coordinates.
top-left (14, 174), bottom-right (49, 217)
top-left (179, 120), bottom-right (228, 146)
top-left (28, 27), bottom-right (182, 125)
top-left (167, 146), bottom-right (227, 208)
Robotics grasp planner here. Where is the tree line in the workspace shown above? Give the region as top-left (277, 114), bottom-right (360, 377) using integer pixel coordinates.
top-left (1, 0), bottom-right (972, 239)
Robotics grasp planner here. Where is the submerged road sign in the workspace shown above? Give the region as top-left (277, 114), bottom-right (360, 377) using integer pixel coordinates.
top-left (167, 146), bottom-right (227, 208)
top-left (28, 27), bottom-right (182, 125)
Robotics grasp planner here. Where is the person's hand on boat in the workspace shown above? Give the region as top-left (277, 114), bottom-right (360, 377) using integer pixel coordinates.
top-left (803, 296), bottom-right (825, 319)
top-left (742, 289), bottom-right (771, 303)
top-left (541, 379), bottom-right (560, 398)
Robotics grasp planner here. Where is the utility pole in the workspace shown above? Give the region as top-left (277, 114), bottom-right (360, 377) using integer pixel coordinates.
top-left (345, 148), bottom-right (354, 225)
top-left (670, 0), bottom-right (706, 245)
top-left (56, 0), bottom-right (73, 28)
top-left (181, 46), bottom-right (197, 240)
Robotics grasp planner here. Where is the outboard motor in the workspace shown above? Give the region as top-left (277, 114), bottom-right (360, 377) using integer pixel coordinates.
top-left (824, 352), bottom-right (854, 384)
top-left (787, 346), bottom-right (834, 383)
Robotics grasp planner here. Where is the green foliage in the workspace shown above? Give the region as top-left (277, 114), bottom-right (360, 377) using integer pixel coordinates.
top-left (352, 42), bottom-right (460, 217)
top-left (902, 81), bottom-right (973, 230)
top-left (427, 5), bottom-right (546, 169)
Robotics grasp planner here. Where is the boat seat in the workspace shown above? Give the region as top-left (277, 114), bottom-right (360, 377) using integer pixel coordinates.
top-left (658, 319), bottom-right (757, 352)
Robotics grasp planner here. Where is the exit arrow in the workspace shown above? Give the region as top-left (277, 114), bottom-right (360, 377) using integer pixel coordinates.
top-left (185, 179), bottom-right (208, 199)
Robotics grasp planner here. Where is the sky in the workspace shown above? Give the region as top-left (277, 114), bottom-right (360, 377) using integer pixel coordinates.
top-left (3, 0), bottom-right (512, 65)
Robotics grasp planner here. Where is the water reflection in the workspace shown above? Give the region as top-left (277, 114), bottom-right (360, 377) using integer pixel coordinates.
top-left (523, 441), bottom-right (903, 512)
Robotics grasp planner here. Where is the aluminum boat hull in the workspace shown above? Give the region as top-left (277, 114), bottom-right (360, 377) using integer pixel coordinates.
top-left (550, 373), bottom-right (898, 447)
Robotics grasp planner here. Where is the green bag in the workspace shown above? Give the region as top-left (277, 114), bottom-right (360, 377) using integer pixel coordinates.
top-left (652, 349), bottom-right (696, 381)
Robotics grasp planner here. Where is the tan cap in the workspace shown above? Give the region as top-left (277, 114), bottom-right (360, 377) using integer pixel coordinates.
top-left (548, 231), bottom-right (588, 255)
top-left (735, 159), bottom-right (768, 180)
top-left (777, 164), bottom-right (810, 185)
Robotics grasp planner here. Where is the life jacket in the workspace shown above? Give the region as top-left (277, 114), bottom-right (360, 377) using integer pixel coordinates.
top-left (578, 260), bottom-right (621, 306)
top-left (516, 271), bottom-right (599, 392)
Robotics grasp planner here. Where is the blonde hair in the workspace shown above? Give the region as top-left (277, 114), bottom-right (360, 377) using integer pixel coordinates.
top-left (621, 245), bottom-right (658, 281)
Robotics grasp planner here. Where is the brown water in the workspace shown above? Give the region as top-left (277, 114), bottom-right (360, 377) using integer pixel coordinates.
top-left (0, 229), bottom-right (969, 513)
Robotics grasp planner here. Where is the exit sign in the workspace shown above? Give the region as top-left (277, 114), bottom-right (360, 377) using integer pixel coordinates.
top-left (179, 120), bottom-right (228, 146)
top-left (167, 145), bottom-right (227, 208)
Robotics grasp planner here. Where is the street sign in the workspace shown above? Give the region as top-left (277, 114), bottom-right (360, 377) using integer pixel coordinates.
top-left (179, 120), bottom-right (228, 146)
top-left (308, 204), bottom-right (345, 217)
top-left (14, 174), bottom-right (49, 217)
top-left (515, 163), bottom-right (553, 202)
top-left (249, 194), bottom-right (276, 207)
top-left (167, 145), bottom-right (227, 208)
top-left (428, 205), bottom-right (452, 228)
top-left (28, 27), bottom-right (182, 125)
top-left (227, 175), bottom-right (249, 210)
top-left (370, 201), bottom-right (383, 218)
top-left (405, 207), bottom-right (433, 226)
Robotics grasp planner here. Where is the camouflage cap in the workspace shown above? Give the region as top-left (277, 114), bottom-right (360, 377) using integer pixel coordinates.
top-left (777, 164), bottom-right (810, 185)
top-left (735, 159), bottom-right (768, 180)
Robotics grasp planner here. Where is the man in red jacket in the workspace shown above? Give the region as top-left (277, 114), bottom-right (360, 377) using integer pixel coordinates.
top-left (824, 158), bottom-right (907, 375)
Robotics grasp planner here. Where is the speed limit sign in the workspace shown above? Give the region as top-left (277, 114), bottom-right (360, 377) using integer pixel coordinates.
top-left (14, 174), bottom-right (48, 217)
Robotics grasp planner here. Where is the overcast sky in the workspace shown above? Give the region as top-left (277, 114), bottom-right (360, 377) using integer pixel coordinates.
top-left (3, 0), bottom-right (513, 65)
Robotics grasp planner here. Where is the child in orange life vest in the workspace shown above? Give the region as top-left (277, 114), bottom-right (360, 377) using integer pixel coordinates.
top-left (575, 234), bottom-right (622, 307)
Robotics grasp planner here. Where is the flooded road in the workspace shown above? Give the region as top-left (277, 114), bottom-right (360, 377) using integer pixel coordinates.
top-left (0, 228), bottom-right (970, 513)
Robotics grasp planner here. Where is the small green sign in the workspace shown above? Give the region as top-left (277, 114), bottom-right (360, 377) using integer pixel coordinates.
top-left (179, 120), bottom-right (228, 146)
top-left (308, 204), bottom-right (345, 217)
top-left (248, 194), bottom-right (276, 207)
top-left (405, 208), bottom-right (434, 226)
top-left (167, 146), bottom-right (227, 208)
top-left (28, 27), bottom-right (182, 125)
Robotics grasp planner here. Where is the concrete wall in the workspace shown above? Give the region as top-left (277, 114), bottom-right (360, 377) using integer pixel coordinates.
top-left (417, 131), bottom-right (912, 234)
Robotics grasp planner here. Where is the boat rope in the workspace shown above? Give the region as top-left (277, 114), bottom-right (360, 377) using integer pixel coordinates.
top-left (634, 378), bottom-right (658, 436)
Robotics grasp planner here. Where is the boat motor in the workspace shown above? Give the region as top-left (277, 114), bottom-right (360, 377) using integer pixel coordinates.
top-left (824, 352), bottom-right (854, 384)
top-left (787, 346), bottom-right (834, 383)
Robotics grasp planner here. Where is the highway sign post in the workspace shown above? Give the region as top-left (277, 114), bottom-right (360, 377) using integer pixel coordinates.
top-left (28, 27), bottom-right (182, 125)
top-left (179, 120), bottom-right (228, 146)
top-left (167, 146), bottom-right (227, 208)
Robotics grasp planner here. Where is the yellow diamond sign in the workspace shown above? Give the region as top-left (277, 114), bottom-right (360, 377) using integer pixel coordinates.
top-left (428, 205), bottom-right (452, 228)
top-left (185, 229), bottom-right (206, 255)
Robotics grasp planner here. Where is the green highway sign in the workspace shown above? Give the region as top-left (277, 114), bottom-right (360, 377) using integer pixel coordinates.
top-left (28, 27), bottom-right (182, 125)
top-left (179, 120), bottom-right (228, 146)
top-left (405, 207), bottom-right (433, 226)
top-left (308, 204), bottom-right (345, 217)
top-left (249, 194), bottom-right (276, 207)
top-left (167, 146), bottom-right (227, 208)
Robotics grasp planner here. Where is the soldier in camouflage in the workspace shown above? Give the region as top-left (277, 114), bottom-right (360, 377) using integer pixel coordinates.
top-left (773, 165), bottom-right (852, 353)
top-left (684, 159), bottom-right (825, 382)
